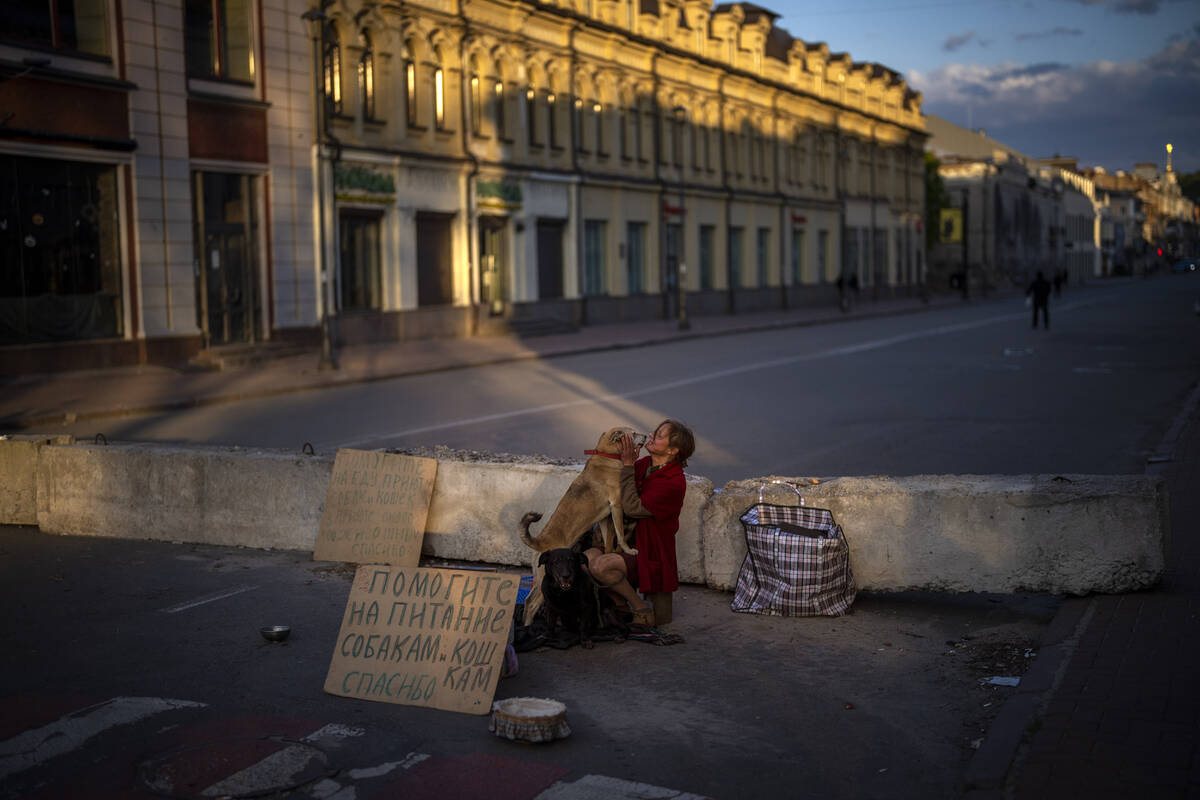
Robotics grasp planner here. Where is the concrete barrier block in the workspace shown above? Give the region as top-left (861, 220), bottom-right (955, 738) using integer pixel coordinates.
top-left (26, 442), bottom-right (1164, 596)
top-left (36, 443), bottom-right (333, 550)
top-left (422, 461), bottom-right (580, 566)
top-left (421, 458), bottom-right (714, 581)
top-left (0, 434), bottom-right (75, 525)
top-left (703, 475), bottom-right (1167, 594)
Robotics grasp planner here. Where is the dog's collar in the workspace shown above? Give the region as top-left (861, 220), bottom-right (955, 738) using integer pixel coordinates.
top-left (583, 450), bottom-right (623, 460)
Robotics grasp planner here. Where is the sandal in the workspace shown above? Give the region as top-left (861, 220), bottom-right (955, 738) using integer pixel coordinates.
top-left (631, 605), bottom-right (655, 626)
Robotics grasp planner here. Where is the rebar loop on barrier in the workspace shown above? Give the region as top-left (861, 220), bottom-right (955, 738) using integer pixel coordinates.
top-left (94, 433), bottom-right (108, 446)
top-left (302, 442), bottom-right (315, 455)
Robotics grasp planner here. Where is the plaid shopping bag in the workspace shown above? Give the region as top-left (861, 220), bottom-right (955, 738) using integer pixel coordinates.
top-left (731, 482), bottom-right (856, 617)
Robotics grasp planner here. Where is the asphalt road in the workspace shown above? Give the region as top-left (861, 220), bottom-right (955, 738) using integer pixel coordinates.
top-left (0, 525), bottom-right (1058, 800)
top-left (5, 276), bottom-right (1198, 799)
top-left (55, 277), bottom-right (1200, 486)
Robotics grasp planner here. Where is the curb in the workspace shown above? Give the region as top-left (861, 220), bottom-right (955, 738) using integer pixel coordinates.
top-left (964, 595), bottom-right (1094, 795)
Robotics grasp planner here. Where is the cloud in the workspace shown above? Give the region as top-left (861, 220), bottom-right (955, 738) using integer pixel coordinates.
top-left (1057, 0), bottom-right (1172, 13)
top-left (1112, 0), bottom-right (1160, 13)
top-left (908, 30), bottom-right (1200, 171)
top-left (942, 31), bottom-right (976, 52)
top-left (1166, 20), bottom-right (1200, 44)
top-left (986, 62), bottom-right (1071, 81)
top-left (1015, 26), bottom-right (1084, 41)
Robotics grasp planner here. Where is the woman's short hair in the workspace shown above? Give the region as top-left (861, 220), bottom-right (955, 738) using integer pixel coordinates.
top-left (660, 419), bottom-right (695, 468)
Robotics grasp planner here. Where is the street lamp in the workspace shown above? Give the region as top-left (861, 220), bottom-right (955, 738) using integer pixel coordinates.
top-left (673, 105), bottom-right (689, 331)
top-left (302, 6), bottom-right (338, 370)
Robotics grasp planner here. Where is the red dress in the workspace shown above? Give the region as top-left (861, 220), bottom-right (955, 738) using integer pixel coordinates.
top-left (631, 457), bottom-right (686, 593)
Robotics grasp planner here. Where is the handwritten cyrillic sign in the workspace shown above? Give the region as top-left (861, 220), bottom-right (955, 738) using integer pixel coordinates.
top-left (314, 449), bottom-right (437, 566)
top-left (324, 565), bottom-right (516, 715)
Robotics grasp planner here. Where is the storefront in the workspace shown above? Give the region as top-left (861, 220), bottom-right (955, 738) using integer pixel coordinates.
top-left (0, 153), bottom-right (125, 345)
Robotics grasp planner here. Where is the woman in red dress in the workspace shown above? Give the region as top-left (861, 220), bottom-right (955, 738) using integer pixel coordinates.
top-left (583, 419), bottom-right (695, 626)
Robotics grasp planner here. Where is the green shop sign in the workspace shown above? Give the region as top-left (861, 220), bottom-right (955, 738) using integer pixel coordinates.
top-left (335, 165), bottom-right (396, 196)
top-left (476, 180), bottom-right (522, 208)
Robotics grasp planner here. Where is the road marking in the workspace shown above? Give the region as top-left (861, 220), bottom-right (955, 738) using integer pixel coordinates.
top-left (159, 584), bottom-right (259, 614)
top-left (0, 697), bottom-right (205, 781)
top-left (347, 755), bottom-right (426, 778)
top-left (200, 740), bottom-right (328, 798)
top-left (535, 774), bottom-right (712, 800)
top-left (309, 752), bottom-right (428, 799)
top-left (326, 303), bottom-right (1095, 449)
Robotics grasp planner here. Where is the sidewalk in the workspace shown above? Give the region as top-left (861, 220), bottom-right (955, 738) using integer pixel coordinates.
top-left (0, 290), bottom-right (975, 430)
top-left (966, 380), bottom-right (1200, 798)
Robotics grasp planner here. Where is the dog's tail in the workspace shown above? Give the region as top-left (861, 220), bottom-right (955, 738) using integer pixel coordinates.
top-left (518, 511), bottom-right (544, 551)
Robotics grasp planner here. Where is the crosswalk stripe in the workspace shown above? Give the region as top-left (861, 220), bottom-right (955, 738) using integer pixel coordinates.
top-left (198, 723), bottom-right (369, 797)
top-left (0, 696), bottom-right (205, 781)
top-left (3, 701), bottom-right (708, 800)
top-left (310, 752), bottom-right (429, 799)
top-left (199, 741), bottom-right (327, 797)
top-left (534, 774), bottom-right (711, 800)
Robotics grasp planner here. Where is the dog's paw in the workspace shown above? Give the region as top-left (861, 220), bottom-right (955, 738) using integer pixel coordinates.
top-left (621, 545), bottom-right (639, 556)
top-left (582, 639), bottom-right (595, 650)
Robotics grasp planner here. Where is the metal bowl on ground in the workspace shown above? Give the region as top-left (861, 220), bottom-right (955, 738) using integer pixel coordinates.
top-left (260, 625), bottom-right (291, 642)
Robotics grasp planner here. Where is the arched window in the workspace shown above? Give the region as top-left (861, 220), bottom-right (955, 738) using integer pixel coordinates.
top-left (434, 66), bottom-right (445, 129)
top-left (323, 23), bottom-right (342, 116)
top-left (633, 100), bottom-right (643, 161)
top-left (469, 58), bottom-right (482, 135)
top-left (358, 29), bottom-right (375, 120)
top-left (494, 80), bottom-right (507, 139)
top-left (574, 98), bottom-right (584, 153)
top-left (757, 130), bottom-right (766, 182)
top-left (704, 117), bottom-right (713, 171)
top-left (691, 114), bottom-right (700, 169)
top-left (526, 86), bottom-right (539, 146)
top-left (404, 43), bottom-right (417, 127)
top-left (593, 101), bottom-right (605, 155)
top-left (619, 104), bottom-right (629, 159)
top-left (672, 110), bottom-right (684, 168)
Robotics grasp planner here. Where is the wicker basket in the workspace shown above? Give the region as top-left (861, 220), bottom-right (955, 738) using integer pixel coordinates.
top-left (488, 697), bottom-right (571, 743)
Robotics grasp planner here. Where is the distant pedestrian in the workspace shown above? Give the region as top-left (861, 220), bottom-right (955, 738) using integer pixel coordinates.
top-left (1027, 271), bottom-right (1051, 330)
top-left (837, 274), bottom-right (848, 312)
top-left (848, 273), bottom-right (860, 308)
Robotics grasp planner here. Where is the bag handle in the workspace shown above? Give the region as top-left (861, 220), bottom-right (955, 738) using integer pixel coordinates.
top-left (757, 480), bottom-right (804, 507)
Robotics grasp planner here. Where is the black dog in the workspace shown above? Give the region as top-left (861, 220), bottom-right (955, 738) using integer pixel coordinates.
top-left (538, 546), bottom-right (606, 649)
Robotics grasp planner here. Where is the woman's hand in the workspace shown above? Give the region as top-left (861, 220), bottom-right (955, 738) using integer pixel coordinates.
top-left (619, 434), bottom-right (640, 466)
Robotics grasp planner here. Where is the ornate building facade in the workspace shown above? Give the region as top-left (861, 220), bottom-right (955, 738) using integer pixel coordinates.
top-left (319, 0), bottom-right (927, 340)
top-left (0, 0), bottom-right (925, 372)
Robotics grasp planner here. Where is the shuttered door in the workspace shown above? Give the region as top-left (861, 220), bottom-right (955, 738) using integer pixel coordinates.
top-left (416, 212), bottom-right (454, 306)
top-left (536, 219), bottom-right (564, 300)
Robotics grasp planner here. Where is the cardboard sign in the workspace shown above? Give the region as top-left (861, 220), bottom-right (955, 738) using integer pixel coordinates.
top-left (314, 449), bottom-right (438, 566)
top-left (324, 565), bottom-right (517, 715)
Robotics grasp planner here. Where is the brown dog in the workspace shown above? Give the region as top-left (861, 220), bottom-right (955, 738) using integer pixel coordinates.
top-left (518, 425), bottom-right (647, 625)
